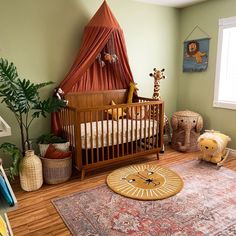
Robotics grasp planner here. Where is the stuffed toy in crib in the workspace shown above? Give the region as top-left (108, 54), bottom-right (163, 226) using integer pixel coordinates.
top-left (54, 87), bottom-right (68, 106)
top-left (197, 130), bottom-right (231, 166)
top-left (126, 82), bottom-right (148, 120)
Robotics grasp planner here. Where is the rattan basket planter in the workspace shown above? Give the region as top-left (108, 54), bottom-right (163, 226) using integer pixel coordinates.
top-left (40, 156), bottom-right (72, 184)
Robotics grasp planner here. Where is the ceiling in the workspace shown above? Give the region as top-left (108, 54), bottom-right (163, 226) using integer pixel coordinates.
top-left (133, 0), bottom-right (208, 8)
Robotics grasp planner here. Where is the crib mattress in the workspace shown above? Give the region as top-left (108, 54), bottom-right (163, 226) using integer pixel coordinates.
top-left (66, 119), bottom-right (159, 149)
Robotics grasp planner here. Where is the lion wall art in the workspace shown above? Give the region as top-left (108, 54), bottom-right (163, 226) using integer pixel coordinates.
top-left (183, 38), bottom-right (209, 72)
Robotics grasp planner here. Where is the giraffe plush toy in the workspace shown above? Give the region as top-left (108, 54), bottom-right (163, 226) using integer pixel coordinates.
top-left (149, 68), bottom-right (171, 148)
top-left (149, 68), bottom-right (166, 100)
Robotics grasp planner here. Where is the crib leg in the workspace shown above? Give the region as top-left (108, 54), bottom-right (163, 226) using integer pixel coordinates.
top-left (156, 152), bottom-right (159, 160)
top-left (81, 169), bottom-right (86, 180)
top-left (160, 144), bottom-right (165, 153)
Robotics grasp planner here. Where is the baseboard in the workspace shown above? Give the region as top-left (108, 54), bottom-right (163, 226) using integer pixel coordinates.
top-left (163, 134), bottom-right (171, 144)
top-left (163, 134), bottom-right (168, 142)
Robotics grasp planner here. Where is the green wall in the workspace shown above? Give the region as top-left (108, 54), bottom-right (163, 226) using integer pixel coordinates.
top-left (178, 0), bottom-right (236, 148)
top-left (0, 0), bottom-right (179, 165)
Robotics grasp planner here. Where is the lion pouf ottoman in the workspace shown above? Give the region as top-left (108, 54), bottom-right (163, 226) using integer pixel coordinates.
top-left (198, 130), bottom-right (231, 167)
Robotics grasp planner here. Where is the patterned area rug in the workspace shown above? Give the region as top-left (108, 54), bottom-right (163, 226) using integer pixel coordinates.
top-left (52, 161), bottom-right (236, 235)
top-left (107, 164), bottom-right (183, 200)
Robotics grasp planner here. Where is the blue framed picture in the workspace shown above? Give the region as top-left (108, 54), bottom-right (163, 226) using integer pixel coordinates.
top-left (183, 38), bottom-right (210, 72)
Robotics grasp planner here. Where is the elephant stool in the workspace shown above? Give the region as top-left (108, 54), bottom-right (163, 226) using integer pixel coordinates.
top-left (171, 110), bottom-right (203, 152)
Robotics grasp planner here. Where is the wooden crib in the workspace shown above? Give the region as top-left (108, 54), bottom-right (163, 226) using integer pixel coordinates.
top-left (57, 89), bottom-right (164, 179)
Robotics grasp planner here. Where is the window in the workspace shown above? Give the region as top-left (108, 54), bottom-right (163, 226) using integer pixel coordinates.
top-left (214, 16), bottom-right (236, 110)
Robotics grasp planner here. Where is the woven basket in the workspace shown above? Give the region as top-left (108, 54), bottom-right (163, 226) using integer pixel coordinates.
top-left (38, 142), bottom-right (70, 157)
top-left (40, 156), bottom-right (72, 184)
top-left (20, 150), bottom-right (43, 191)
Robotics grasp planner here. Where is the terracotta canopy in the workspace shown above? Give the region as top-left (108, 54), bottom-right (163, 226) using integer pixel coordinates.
top-left (52, 1), bottom-right (134, 133)
top-left (59, 0), bottom-right (133, 93)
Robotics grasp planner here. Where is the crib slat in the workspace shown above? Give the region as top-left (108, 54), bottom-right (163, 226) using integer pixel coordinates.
top-left (68, 109), bottom-right (73, 150)
top-left (65, 109), bottom-right (69, 140)
top-left (126, 108), bottom-right (129, 155)
top-left (131, 106), bottom-right (133, 155)
top-left (144, 105), bottom-right (147, 150)
top-left (96, 111), bottom-right (99, 162)
top-left (156, 105), bottom-right (159, 148)
top-left (69, 109), bottom-right (72, 144)
top-left (84, 112), bottom-right (88, 166)
top-left (117, 109), bottom-right (119, 158)
top-left (121, 108), bottom-right (124, 157)
top-left (140, 105), bottom-right (143, 150)
top-left (71, 109), bottom-right (74, 146)
top-left (70, 112), bottom-right (75, 147)
top-left (107, 111), bottom-right (109, 160)
top-left (90, 111), bottom-right (94, 164)
top-left (101, 111), bottom-right (105, 162)
top-left (152, 105), bottom-right (155, 149)
top-left (148, 106), bottom-right (151, 149)
top-left (66, 109), bottom-right (69, 134)
top-left (66, 109), bottom-right (69, 137)
top-left (75, 108), bottom-right (82, 171)
top-left (112, 109), bottom-right (115, 159)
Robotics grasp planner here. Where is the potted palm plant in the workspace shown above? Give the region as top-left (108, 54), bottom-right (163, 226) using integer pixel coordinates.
top-left (0, 58), bottom-right (66, 189)
top-left (0, 58), bottom-right (66, 153)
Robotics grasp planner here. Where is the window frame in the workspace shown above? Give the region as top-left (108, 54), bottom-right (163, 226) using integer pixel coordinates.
top-left (213, 16), bottom-right (236, 110)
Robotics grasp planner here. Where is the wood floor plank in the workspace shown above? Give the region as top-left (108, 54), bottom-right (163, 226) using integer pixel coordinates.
top-left (7, 147), bottom-right (236, 235)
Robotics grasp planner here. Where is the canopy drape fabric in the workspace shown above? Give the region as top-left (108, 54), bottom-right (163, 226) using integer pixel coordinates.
top-left (60, 1), bottom-right (133, 93)
top-left (52, 0), bottom-right (134, 134)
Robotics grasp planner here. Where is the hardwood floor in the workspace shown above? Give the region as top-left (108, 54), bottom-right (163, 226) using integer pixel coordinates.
top-left (8, 146), bottom-right (236, 236)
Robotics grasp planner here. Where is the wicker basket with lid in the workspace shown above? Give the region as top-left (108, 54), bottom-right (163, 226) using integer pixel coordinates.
top-left (171, 110), bottom-right (203, 152)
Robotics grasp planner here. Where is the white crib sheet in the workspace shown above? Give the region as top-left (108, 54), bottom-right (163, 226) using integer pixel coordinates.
top-left (64, 119), bottom-right (159, 149)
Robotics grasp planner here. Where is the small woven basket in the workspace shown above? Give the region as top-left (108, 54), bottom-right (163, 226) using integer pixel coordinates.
top-left (40, 156), bottom-right (72, 184)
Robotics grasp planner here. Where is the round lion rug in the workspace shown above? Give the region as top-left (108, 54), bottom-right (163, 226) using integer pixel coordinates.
top-left (107, 164), bottom-right (183, 200)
